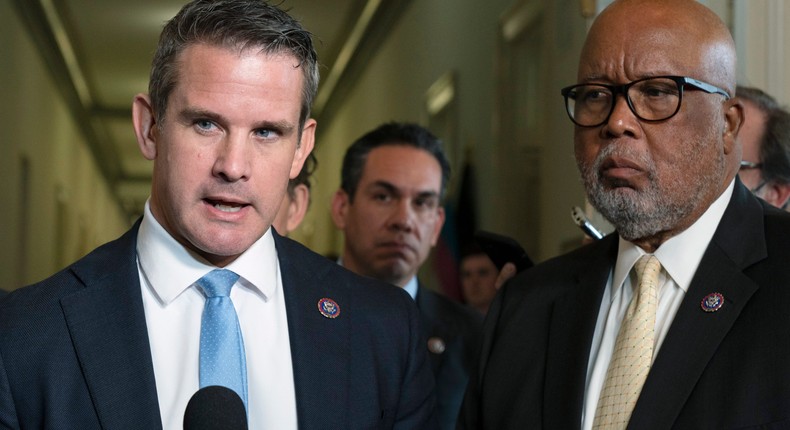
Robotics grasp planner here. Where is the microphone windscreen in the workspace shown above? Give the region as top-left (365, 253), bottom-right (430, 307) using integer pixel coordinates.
top-left (183, 385), bottom-right (248, 430)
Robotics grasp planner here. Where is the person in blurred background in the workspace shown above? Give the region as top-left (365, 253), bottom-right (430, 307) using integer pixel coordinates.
top-left (272, 153), bottom-right (316, 235)
top-left (458, 244), bottom-right (498, 315)
top-left (736, 86), bottom-right (790, 210)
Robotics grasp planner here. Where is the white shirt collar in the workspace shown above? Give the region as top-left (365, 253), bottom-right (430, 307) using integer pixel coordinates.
top-left (611, 179), bottom-right (735, 299)
top-left (336, 256), bottom-right (419, 300)
top-left (136, 200), bottom-right (276, 305)
top-left (403, 276), bottom-right (419, 300)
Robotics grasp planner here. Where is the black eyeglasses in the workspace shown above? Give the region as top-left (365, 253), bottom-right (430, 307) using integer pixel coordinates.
top-left (560, 75), bottom-right (731, 127)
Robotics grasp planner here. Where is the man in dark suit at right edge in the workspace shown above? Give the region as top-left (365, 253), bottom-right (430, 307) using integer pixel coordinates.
top-left (461, 0), bottom-right (790, 429)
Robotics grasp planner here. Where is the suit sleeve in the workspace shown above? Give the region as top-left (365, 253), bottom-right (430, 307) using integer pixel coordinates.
top-left (457, 285), bottom-right (506, 430)
top-left (394, 294), bottom-right (438, 430)
top-left (0, 350), bottom-right (21, 430)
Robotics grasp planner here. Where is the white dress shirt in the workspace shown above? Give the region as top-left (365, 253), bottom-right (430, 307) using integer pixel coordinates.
top-left (581, 180), bottom-right (734, 429)
top-left (403, 276), bottom-right (419, 300)
top-left (136, 202), bottom-right (297, 430)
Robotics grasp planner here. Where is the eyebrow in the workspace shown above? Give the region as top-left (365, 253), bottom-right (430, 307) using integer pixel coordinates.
top-left (369, 180), bottom-right (440, 199)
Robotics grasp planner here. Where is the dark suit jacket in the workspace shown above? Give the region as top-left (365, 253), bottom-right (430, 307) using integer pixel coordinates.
top-left (0, 222), bottom-right (436, 429)
top-left (416, 287), bottom-right (481, 430)
top-left (460, 181), bottom-right (790, 429)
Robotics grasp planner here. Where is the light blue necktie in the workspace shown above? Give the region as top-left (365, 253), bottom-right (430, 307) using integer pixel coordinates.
top-left (196, 269), bottom-right (248, 409)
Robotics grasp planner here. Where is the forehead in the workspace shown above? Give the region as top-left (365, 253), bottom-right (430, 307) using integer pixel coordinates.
top-left (579, 25), bottom-right (699, 83)
top-left (361, 145), bottom-right (443, 190)
top-left (741, 100), bottom-right (769, 127)
top-left (461, 253), bottom-right (495, 268)
top-left (739, 100), bottom-right (769, 157)
top-left (578, 2), bottom-right (716, 83)
top-left (171, 44), bottom-right (304, 115)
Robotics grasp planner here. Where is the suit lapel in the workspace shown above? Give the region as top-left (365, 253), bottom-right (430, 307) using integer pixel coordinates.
top-left (415, 288), bottom-right (447, 372)
top-left (544, 236), bottom-right (619, 428)
top-left (628, 182), bottom-right (766, 429)
top-left (276, 234), bottom-right (351, 428)
top-left (60, 225), bottom-right (162, 429)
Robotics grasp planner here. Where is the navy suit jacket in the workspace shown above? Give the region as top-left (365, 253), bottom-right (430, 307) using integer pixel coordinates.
top-left (461, 181), bottom-right (790, 429)
top-left (0, 222), bottom-right (436, 429)
top-left (415, 287), bottom-right (481, 430)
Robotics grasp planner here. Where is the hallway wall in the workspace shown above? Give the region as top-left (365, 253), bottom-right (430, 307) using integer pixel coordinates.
top-left (296, 0), bottom-right (589, 265)
top-left (1, 1), bottom-right (129, 289)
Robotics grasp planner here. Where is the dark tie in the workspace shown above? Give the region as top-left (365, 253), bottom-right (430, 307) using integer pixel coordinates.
top-left (196, 269), bottom-right (248, 409)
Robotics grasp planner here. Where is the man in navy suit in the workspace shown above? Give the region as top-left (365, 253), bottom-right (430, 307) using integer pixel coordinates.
top-left (461, 0), bottom-right (790, 429)
top-left (331, 122), bottom-right (481, 430)
top-left (0, 1), bottom-right (435, 428)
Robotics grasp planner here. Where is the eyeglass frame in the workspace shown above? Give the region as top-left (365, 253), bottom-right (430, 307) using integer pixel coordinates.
top-left (739, 160), bottom-right (762, 170)
top-left (560, 75), bottom-right (731, 128)
top-left (739, 160), bottom-right (767, 194)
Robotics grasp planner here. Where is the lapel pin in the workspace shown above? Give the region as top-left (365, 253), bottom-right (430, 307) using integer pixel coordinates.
top-left (427, 337), bottom-right (446, 355)
top-left (317, 298), bottom-right (341, 318)
top-left (700, 292), bottom-right (724, 312)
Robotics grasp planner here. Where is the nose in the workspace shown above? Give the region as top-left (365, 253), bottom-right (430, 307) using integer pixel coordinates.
top-left (387, 199), bottom-right (415, 232)
top-left (212, 135), bottom-right (250, 182)
top-left (602, 94), bottom-right (641, 138)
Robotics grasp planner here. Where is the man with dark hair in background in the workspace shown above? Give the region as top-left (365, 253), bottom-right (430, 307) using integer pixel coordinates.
top-left (458, 243), bottom-right (498, 316)
top-left (332, 122), bottom-right (481, 430)
top-left (462, 1), bottom-right (790, 428)
top-left (736, 86), bottom-right (790, 209)
top-left (0, 2), bottom-right (435, 428)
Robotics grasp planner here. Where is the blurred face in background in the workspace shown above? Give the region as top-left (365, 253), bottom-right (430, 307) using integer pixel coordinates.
top-left (737, 99), bottom-right (768, 192)
top-left (460, 253), bottom-right (498, 315)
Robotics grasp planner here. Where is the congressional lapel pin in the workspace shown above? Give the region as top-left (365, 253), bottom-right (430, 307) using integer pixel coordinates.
top-left (700, 292), bottom-right (724, 312)
top-left (317, 298), bottom-right (341, 318)
top-left (427, 337), bottom-right (446, 355)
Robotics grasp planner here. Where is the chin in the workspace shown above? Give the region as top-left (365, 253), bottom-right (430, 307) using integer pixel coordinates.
top-left (189, 233), bottom-right (257, 261)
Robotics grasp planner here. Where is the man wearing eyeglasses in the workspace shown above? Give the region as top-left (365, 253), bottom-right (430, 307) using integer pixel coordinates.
top-left (461, 0), bottom-right (790, 429)
top-left (735, 86), bottom-right (790, 210)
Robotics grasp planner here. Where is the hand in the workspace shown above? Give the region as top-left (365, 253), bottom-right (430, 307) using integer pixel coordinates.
top-left (495, 262), bottom-right (517, 290)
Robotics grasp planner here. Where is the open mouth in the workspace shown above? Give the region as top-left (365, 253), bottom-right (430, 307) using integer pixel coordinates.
top-left (206, 199), bottom-right (246, 213)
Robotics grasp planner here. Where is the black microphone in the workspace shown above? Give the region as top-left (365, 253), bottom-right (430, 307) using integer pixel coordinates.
top-left (184, 386), bottom-right (248, 430)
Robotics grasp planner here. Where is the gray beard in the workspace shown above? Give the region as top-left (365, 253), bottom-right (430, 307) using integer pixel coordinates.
top-left (578, 140), bottom-right (722, 242)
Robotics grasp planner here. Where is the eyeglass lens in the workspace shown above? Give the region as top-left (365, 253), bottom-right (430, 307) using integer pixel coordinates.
top-left (566, 77), bottom-right (682, 126)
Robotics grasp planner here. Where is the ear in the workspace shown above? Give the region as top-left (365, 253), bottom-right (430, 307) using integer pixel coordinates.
top-left (132, 94), bottom-right (158, 160)
top-left (429, 206), bottom-right (446, 247)
top-left (762, 182), bottom-right (790, 210)
top-left (722, 98), bottom-right (744, 156)
top-left (285, 184), bottom-right (310, 232)
top-left (290, 118), bottom-right (317, 179)
top-left (330, 189), bottom-right (350, 229)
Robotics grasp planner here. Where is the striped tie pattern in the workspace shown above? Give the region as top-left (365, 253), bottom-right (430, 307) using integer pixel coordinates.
top-left (593, 255), bottom-right (661, 429)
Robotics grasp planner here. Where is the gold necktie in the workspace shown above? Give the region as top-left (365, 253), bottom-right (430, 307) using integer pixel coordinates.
top-left (593, 255), bottom-right (661, 429)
